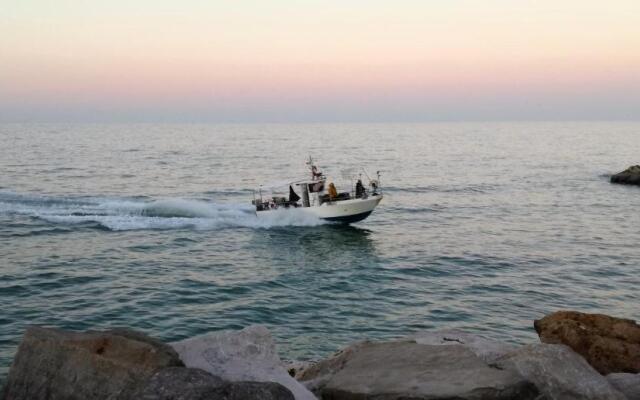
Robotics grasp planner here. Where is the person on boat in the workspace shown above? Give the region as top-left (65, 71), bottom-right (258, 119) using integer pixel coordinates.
top-left (355, 179), bottom-right (365, 198)
top-left (328, 182), bottom-right (338, 200)
top-left (311, 165), bottom-right (322, 180)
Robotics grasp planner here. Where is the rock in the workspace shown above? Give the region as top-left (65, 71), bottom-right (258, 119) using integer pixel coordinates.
top-left (607, 373), bottom-right (640, 400)
top-left (171, 325), bottom-right (316, 400)
top-left (497, 343), bottom-right (627, 400)
top-left (214, 381), bottom-right (296, 400)
top-left (133, 367), bottom-right (226, 399)
top-left (281, 360), bottom-right (316, 380)
top-left (134, 367), bottom-right (294, 400)
top-left (296, 340), bottom-right (370, 392)
top-left (534, 310), bottom-right (640, 374)
top-left (409, 329), bottom-right (518, 364)
top-left (298, 340), bottom-right (539, 399)
top-left (2, 326), bottom-right (183, 400)
top-left (611, 165), bottom-right (640, 185)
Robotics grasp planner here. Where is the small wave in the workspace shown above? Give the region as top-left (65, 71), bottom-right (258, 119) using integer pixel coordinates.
top-left (50, 167), bottom-right (77, 172)
top-left (5, 227), bottom-right (73, 238)
top-left (202, 189), bottom-right (254, 196)
top-left (0, 190), bottom-right (324, 232)
top-left (386, 205), bottom-right (445, 213)
top-left (384, 184), bottom-right (498, 194)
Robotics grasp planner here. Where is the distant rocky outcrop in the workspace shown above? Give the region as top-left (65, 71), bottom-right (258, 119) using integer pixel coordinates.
top-left (611, 165), bottom-right (640, 185)
top-left (535, 310), bottom-right (640, 374)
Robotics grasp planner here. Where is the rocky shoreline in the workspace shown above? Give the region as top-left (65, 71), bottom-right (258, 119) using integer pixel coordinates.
top-left (2, 311), bottom-right (639, 400)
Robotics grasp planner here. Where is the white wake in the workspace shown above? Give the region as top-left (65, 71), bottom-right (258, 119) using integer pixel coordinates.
top-left (0, 191), bottom-right (325, 231)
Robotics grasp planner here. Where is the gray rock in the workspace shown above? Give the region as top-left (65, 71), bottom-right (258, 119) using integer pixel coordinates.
top-left (2, 326), bottom-right (182, 400)
top-left (409, 329), bottom-right (518, 364)
top-left (607, 373), bottom-right (640, 400)
top-left (611, 165), bottom-right (640, 186)
top-left (296, 340), bottom-right (370, 393)
top-left (134, 367), bottom-right (294, 400)
top-left (214, 381), bottom-right (295, 400)
top-left (282, 360), bottom-right (316, 380)
top-left (299, 340), bottom-right (538, 399)
top-left (133, 367), bottom-right (226, 399)
top-left (497, 343), bottom-right (627, 400)
top-left (171, 325), bottom-right (316, 400)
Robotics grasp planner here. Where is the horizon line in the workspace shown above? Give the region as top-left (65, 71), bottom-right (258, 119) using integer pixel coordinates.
top-left (2, 118), bottom-right (640, 125)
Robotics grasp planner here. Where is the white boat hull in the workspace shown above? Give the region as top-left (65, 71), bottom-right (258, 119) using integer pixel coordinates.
top-left (257, 194), bottom-right (382, 224)
top-left (307, 194), bottom-right (383, 223)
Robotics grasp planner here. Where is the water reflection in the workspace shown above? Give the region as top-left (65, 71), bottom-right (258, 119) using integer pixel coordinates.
top-left (249, 224), bottom-right (378, 270)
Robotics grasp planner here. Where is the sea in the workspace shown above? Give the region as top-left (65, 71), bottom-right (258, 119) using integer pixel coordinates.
top-left (1, 122), bottom-right (639, 380)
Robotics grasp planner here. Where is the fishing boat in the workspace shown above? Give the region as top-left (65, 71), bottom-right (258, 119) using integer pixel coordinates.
top-left (252, 157), bottom-right (383, 223)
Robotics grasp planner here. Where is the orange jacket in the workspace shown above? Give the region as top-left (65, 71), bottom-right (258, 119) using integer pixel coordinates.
top-left (328, 183), bottom-right (337, 199)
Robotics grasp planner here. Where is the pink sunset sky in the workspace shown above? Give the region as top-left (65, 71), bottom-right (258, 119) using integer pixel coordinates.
top-left (1, 0), bottom-right (639, 122)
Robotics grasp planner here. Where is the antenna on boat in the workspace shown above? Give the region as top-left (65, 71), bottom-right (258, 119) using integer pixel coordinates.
top-left (307, 155), bottom-right (324, 181)
top-left (362, 168), bottom-right (372, 182)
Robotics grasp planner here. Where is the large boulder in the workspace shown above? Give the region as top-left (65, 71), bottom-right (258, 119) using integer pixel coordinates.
top-left (134, 367), bottom-right (294, 400)
top-left (534, 311), bottom-right (640, 374)
top-left (497, 343), bottom-right (627, 400)
top-left (213, 381), bottom-right (296, 400)
top-left (408, 329), bottom-right (518, 364)
top-left (171, 325), bottom-right (316, 400)
top-left (133, 367), bottom-right (225, 400)
top-left (607, 373), bottom-right (640, 400)
top-left (298, 339), bottom-right (539, 399)
top-left (611, 165), bottom-right (640, 185)
top-left (2, 326), bottom-right (183, 400)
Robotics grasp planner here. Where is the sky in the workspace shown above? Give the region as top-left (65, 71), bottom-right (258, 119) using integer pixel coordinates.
top-left (1, 0), bottom-right (639, 122)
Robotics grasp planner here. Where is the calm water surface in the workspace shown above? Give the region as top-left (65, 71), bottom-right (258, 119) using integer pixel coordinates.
top-left (1, 122), bottom-right (639, 380)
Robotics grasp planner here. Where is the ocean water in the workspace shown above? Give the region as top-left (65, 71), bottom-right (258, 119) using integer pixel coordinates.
top-left (1, 122), bottom-right (639, 380)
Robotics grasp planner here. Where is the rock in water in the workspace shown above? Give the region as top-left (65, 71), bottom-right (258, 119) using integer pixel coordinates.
top-left (607, 373), bottom-right (640, 400)
top-left (171, 325), bottom-right (316, 400)
top-left (298, 340), bottom-right (538, 399)
top-left (133, 367), bottom-right (294, 400)
top-left (534, 310), bottom-right (640, 374)
top-left (2, 326), bottom-right (183, 400)
top-left (611, 165), bottom-right (640, 185)
top-left (497, 343), bottom-right (627, 400)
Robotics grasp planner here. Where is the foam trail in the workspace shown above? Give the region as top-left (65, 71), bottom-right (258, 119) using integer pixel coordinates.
top-left (0, 190), bottom-right (325, 231)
